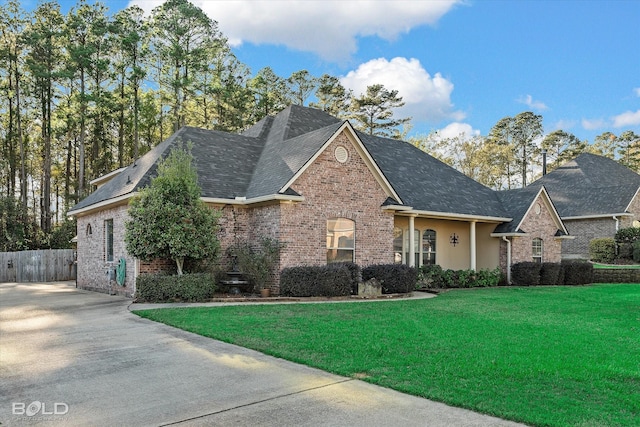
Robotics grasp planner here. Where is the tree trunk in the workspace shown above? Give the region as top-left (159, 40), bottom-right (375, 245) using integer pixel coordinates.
top-left (176, 257), bottom-right (184, 276)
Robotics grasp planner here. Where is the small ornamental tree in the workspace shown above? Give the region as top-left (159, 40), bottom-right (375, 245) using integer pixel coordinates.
top-left (125, 144), bottom-right (220, 275)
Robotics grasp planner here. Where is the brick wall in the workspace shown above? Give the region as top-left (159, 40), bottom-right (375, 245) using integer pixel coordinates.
top-left (279, 132), bottom-right (395, 272)
top-left (563, 218), bottom-right (617, 259)
top-left (511, 194), bottom-right (563, 264)
top-left (208, 132), bottom-right (393, 294)
top-left (620, 189), bottom-right (640, 229)
top-left (76, 204), bottom-right (136, 297)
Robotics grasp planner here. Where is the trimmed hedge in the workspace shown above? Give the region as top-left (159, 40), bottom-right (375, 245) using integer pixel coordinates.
top-left (562, 261), bottom-right (594, 286)
top-left (329, 262), bottom-right (362, 295)
top-left (634, 241), bottom-right (640, 262)
top-left (280, 265), bottom-right (352, 297)
top-left (136, 273), bottom-right (216, 302)
top-left (589, 238), bottom-right (617, 263)
top-left (511, 262), bottom-right (542, 286)
top-left (540, 263), bottom-right (564, 286)
top-left (362, 264), bottom-right (417, 294)
top-left (511, 261), bottom-right (593, 286)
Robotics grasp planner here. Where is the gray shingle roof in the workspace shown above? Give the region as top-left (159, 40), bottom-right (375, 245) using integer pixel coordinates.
top-left (69, 106), bottom-right (343, 213)
top-left (359, 132), bottom-right (509, 219)
top-left (494, 186), bottom-right (545, 233)
top-left (70, 105), bottom-right (515, 222)
top-left (527, 153), bottom-right (640, 217)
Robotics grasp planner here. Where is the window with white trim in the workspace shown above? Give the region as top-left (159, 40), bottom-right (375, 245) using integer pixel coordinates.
top-left (422, 229), bottom-right (436, 265)
top-left (327, 218), bottom-right (355, 263)
top-left (532, 238), bottom-right (543, 263)
top-left (400, 228), bottom-right (437, 267)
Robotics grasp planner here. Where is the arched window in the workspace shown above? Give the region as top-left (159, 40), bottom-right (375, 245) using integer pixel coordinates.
top-left (86, 223), bottom-right (92, 236)
top-left (422, 229), bottom-right (436, 265)
top-left (327, 218), bottom-right (355, 263)
top-left (532, 238), bottom-right (543, 263)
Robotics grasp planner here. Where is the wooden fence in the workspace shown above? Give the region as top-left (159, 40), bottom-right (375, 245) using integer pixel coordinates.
top-left (0, 249), bottom-right (76, 283)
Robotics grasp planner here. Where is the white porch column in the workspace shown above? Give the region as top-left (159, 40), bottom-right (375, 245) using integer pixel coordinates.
top-left (408, 215), bottom-right (416, 268)
top-left (470, 221), bottom-right (477, 271)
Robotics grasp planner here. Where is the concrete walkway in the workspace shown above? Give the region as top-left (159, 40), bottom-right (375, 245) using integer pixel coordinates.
top-left (0, 282), bottom-right (526, 427)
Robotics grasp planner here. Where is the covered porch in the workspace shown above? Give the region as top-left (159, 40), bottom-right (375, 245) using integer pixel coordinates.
top-left (393, 212), bottom-right (509, 271)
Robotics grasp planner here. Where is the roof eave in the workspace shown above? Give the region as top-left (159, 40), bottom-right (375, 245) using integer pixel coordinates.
top-left (563, 213), bottom-right (632, 220)
top-left (490, 232), bottom-right (528, 237)
top-left (67, 192), bottom-right (137, 217)
top-left (201, 194), bottom-right (305, 206)
top-left (400, 209), bottom-right (512, 223)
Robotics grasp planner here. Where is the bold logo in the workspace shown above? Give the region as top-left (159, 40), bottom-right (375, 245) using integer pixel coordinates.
top-left (12, 401), bottom-right (69, 416)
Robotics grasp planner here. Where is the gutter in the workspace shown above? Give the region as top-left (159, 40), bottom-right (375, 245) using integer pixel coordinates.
top-left (613, 216), bottom-right (620, 231)
top-left (201, 193), bottom-right (305, 206)
top-left (563, 212), bottom-right (631, 220)
top-left (399, 210), bottom-right (512, 223)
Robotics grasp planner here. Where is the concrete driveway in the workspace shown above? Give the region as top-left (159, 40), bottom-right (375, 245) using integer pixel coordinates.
top-left (0, 282), bottom-right (525, 427)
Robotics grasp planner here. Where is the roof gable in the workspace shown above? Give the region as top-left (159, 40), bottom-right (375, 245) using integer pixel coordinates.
top-left (494, 186), bottom-right (567, 234)
top-left (529, 153), bottom-right (640, 217)
top-left (280, 121), bottom-right (402, 203)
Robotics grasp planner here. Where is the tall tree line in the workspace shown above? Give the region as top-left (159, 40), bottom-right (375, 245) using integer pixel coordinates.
top-left (1, 0), bottom-right (637, 249)
top-left (0, 0), bottom-right (409, 250)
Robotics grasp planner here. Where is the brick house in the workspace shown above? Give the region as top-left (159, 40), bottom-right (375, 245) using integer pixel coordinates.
top-left (525, 153), bottom-right (640, 259)
top-left (68, 105), bottom-right (570, 296)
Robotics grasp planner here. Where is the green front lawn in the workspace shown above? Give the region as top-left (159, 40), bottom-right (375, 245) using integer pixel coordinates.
top-left (134, 284), bottom-right (640, 427)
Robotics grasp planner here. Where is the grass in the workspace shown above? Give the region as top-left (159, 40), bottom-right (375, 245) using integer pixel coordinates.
top-left (133, 284), bottom-right (640, 427)
top-left (593, 263), bottom-right (640, 269)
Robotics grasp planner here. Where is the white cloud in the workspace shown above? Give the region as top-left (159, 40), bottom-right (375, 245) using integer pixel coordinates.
top-left (517, 94), bottom-right (548, 111)
top-left (582, 118), bottom-right (607, 130)
top-left (129, 0), bottom-right (460, 61)
top-left (340, 57), bottom-right (465, 123)
top-left (612, 110), bottom-right (640, 128)
top-left (633, 87), bottom-right (640, 97)
top-left (437, 122), bottom-right (480, 140)
top-left (552, 119), bottom-right (577, 132)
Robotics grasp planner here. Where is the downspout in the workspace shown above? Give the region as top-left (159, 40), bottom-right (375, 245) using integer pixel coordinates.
top-left (613, 216), bottom-right (620, 231)
top-left (502, 236), bottom-right (511, 284)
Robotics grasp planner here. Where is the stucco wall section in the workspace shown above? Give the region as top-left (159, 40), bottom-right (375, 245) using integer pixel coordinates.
top-left (511, 194), bottom-right (562, 264)
top-left (76, 204), bottom-right (136, 297)
top-left (393, 218), bottom-right (501, 271)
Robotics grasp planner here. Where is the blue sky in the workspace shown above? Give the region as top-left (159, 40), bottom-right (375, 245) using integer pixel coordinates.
top-left (50, 0), bottom-right (640, 143)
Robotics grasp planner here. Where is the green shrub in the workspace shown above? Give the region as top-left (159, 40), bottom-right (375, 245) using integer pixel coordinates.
top-left (231, 237), bottom-right (283, 292)
top-left (136, 273), bottom-right (216, 302)
top-left (418, 265), bottom-right (502, 288)
top-left (615, 227), bottom-right (640, 244)
top-left (329, 262), bottom-right (362, 295)
top-left (618, 242), bottom-right (633, 259)
top-left (633, 241), bottom-right (640, 262)
top-left (511, 262), bottom-right (542, 286)
top-left (562, 261), bottom-right (593, 286)
top-left (540, 263), bottom-right (564, 286)
top-left (418, 264), bottom-right (443, 288)
top-left (280, 265), bottom-right (352, 297)
top-left (475, 268), bottom-right (503, 287)
top-left (589, 238), bottom-right (617, 263)
top-left (362, 264), bottom-right (417, 293)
